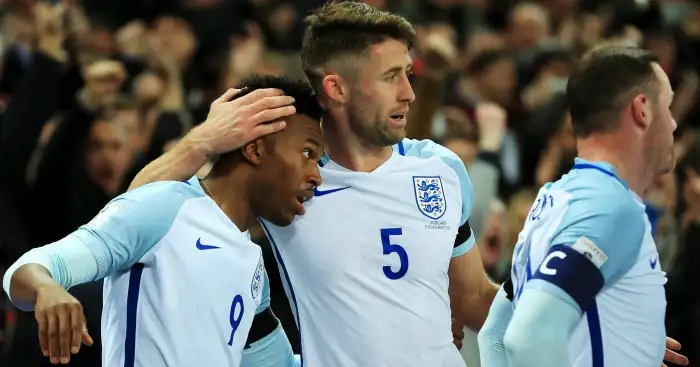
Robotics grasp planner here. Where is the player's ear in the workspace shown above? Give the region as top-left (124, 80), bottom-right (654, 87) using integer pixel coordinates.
top-left (631, 93), bottom-right (651, 131)
top-left (322, 74), bottom-right (349, 105)
top-left (241, 139), bottom-right (264, 166)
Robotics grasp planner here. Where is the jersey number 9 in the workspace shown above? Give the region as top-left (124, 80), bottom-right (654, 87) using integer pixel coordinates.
top-left (380, 228), bottom-right (409, 280)
top-left (227, 294), bottom-right (245, 346)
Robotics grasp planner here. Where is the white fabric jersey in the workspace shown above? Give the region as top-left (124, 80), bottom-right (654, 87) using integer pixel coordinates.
top-left (510, 158), bottom-right (667, 366)
top-left (81, 178), bottom-right (266, 367)
top-left (261, 139), bottom-right (475, 367)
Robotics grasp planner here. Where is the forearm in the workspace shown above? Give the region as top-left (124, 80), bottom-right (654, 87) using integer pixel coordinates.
top-left (129, 137), bottom-right (209, 191)
top-left (241, 323), bottom-right (299, 367)
top-left (462, 279), bottom-right (499, 331)
top-left (3, 236), bottom-right (100, 311)
top-left (503, 289), bottom-right (579, 367)
top-left (478, 286), bottom-right (513, 367)
top-left (449, 245), bottom-right (499, 331)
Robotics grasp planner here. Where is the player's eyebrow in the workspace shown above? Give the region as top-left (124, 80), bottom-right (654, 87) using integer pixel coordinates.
top-left (382, 63), bottom-right (412, 77)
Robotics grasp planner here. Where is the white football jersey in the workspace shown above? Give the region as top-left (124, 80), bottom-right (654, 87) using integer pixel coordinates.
top-left (510, 158), bottom-right (667, 366)
top-left (80, 178), bottom-right (266, 367)
top-left (261, 139), bottom-right (475, 367)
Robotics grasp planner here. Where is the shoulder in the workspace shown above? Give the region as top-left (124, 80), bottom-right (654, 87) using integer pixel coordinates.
top-left (550, 169), bottom-right (645, 252)
top-left (560, 170), bottom-right (644, 223)
top-left (400, 138), bottom-right (472, 188)
top-left (86, 181), bottom-right (204, 230)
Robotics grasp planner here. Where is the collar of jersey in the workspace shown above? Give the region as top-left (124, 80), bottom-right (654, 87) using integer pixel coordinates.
top-left (317, 141), bottom-right (405, 170)
top-left (572, 157), bottom-right (628, 189)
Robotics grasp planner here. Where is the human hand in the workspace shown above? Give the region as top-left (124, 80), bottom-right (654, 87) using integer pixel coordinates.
top-left (451, 318), bottom-right (465, 350)
top-left (186, 87), bottom-right (295, 156)
top-left (34, 284), bottom-right (93, 364)
top-left (475, 102), bottom-right (507, 152)
top-left (662, 337), bottom-right (689, 367)
top-left (34, 2), bottom-right (66, 62)
top-left (82, 59), bottom-right (127, 110)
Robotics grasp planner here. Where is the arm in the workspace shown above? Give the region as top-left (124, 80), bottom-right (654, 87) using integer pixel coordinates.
top-left (401, 138), bottom-right (499, 330)
top-left (241, 269), bottom-right (299, 367)
top-left (503, 288), bottom-right (579, 367)
top-left (503, 189), bottom-right (646, 366)
top-left (449, 243), bottom-right (499, 331)
top-left (445, 146), bottom-right (498, 330)
top-left (129, 88), bottom-right (295, 191)
top-left (3, 181), bottom-right (191, 310)
top-left (477, 284), bottom-right (514, 367)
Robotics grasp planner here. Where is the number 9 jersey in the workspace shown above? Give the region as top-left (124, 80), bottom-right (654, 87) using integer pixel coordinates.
top-left (260, 139), bottom-right (474, 367)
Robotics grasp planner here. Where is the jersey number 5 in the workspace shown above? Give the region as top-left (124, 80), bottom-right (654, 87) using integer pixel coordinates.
top-left (380, 228), bottom-right (409, 280)
top-left (227, 294), bottom-right (244, 346)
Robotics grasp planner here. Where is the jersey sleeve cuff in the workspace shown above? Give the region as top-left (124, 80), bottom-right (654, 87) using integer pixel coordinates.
top-left (452, 234), bottom-right (475, 258)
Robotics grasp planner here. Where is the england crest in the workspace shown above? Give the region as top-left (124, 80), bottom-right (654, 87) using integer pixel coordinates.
top-left (412, 176), bottom-right (447, 220)
top-left (251, 254), bottom-right (265, 303)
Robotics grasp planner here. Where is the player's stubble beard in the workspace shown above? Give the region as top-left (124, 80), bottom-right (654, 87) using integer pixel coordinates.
top-left (347, 100), bottom-right (404, 148)
top-left (644, 113), bottom-right (676, 176)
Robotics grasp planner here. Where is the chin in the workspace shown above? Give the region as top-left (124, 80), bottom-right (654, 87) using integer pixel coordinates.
top-left (266, 214), bottom-right (295, 227)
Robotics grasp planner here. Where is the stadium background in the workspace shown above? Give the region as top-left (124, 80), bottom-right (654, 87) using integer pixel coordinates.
top-left (0, 0), bottom-right (698, 365)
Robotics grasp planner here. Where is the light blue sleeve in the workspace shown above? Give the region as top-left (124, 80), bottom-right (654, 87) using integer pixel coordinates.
top-left (256, 268), bottom-right (270, 314)
top-left (527, 181), bottom-right (646, 312)
top-left (503, 288), bottom-right (580, 367)
top-left (240, 323), bottom-right (300, 367)
top-left (400, 139), bottom-right (475, 257)
top-left (72, 181), bottom-right (202, 278)
top-left (477, 286), bottom-right (513, 367)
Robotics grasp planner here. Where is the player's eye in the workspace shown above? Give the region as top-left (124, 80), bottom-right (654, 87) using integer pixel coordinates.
top-left (303, 149), bottom-right (312, 159)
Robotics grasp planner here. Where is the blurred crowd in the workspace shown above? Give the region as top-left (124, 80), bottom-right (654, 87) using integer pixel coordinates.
top-left (0, 0), bottom-right (699, 366)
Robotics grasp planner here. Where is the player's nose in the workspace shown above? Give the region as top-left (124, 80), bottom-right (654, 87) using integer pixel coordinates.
top-left (308, 168), bottom-right (322, 189)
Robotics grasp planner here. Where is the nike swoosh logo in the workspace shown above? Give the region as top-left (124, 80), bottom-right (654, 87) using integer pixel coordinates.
top-left (313, 186), bottom-right (351, 197)
top-left (650, 256), bottom-right (658, 270)
top-left (196, 238), bottom-right (220, 250)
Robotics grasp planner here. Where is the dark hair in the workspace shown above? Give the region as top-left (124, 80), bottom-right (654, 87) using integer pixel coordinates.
top-left (301, 1), bottom-right (416, 91)
top-left (466, 50), bottom-right (513, 77)
top-left (234, 74), bottom-right (322, 122)
top-left (566, 46), bottom-right (659, 138)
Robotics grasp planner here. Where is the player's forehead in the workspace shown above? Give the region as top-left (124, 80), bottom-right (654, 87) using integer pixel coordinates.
top-left (280, 114), bottom-right (323, 144)
top-left (362, 38), bottom-right (412, 75)
top-left (651, 63), bottom-right (673, 97)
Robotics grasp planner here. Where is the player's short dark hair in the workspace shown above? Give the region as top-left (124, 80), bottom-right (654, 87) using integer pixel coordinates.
top-left (301, 1), bottom-right (416, 92)
top-left (566, 46), bottom-right (659, 138)
top-left (234, 74), bottom-right (322, 122)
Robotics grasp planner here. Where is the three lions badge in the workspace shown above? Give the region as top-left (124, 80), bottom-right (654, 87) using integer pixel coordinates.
top-left (413, 176), bottom-right (446, 220)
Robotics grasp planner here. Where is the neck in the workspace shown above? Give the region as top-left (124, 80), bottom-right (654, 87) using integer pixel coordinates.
top-left (576, 133), bottom-right (652, 196)
top-left (321, 111), bottom-right (393, 172)
top-left (202, 172), bottom-right (257, 231)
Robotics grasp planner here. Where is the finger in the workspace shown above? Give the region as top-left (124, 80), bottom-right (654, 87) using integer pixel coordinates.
top-left (47, 313), bottom-right (59, 364)
top-left (249, 105), bottom-right (296, 126)
top-left (212, 88), bottom-right (240, 105)
top-left (244, 95), bottom-right (296, 117)
top-left (58, 307), bottom-right (72, 363)
top-left (69, 307), bottom-right (83, 354)
top-left (665, 349), bottom-right (690, 366)
top-left (231, 88), bottom-right (284, 107)
top-left (666, 337), bottom-right (681, 350)
top-left (249, 121), bottom-right (287, 140)
top-left (36, 311), bottom-right (49, 357)
top-left (82, 328), bottom-right (94, 346)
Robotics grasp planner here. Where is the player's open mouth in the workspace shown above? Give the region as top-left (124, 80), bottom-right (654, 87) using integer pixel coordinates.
top-left (295, 194), bottom-right (312, 215)
top-left (389, 113), bottom-right (406, 123)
